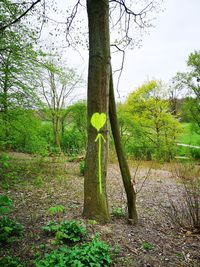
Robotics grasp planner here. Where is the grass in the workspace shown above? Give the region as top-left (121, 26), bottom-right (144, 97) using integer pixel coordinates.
top-left (177, 123), bottom-right (200, 159)
top-left (180, 123), bottom-right (200, 146)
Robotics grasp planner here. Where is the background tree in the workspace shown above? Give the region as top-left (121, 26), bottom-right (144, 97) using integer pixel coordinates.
top-left (39, 60), bottom-right (81, 153)
top-left (0, 0), bottom-right (41, 148)
top-left (62, 101), bottom-right (87, 155)
top-left (173, 51), bottom-right (200, 132)
top-left (121, 81), bottom-right (182, 161)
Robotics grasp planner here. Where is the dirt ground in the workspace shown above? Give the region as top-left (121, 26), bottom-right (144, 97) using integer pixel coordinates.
top-left (0, 153), bottom-right (199, 266)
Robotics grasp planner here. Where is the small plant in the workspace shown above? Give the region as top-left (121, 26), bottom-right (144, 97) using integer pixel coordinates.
top-left (35, 236), bottom-right (112, 267)
top-left (0, 256), bottom-right (23, 267)
top-left (0, 216), bottom-right (24, 244)
top-left (79, 160), bottom-right (85, 176)
top-left (43, 220), bottom-right (87, 243)
top-left (87, 219), bottom-right (97, 225)
top-left (42, 221), bottom-right (59, 234)
top-left (141, 242), bottom-right (153, 250)
top-left (0, 195), bottom-right (13, 215)
top-left (47, 205), bottom-right (65, 216)
top-left (111, 207), bottom-right (125, 217)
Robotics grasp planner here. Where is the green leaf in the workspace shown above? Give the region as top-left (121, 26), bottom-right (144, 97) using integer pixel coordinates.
top-left (91, 113), bottom-right (106, 132)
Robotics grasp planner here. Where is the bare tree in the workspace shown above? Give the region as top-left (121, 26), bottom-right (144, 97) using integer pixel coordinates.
top-left (40, 61), bottom-right (81, 152)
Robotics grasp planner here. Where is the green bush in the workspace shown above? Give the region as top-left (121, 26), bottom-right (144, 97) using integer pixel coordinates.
top-left (111, 207), bottom-right (125, 217)
top-left (0, 110), bottom-right (50, 155)
top-left (42, 220), bottom-right (87, 243)
top-left (0, 256), bottom-right (23, 267)
top-left (35, 236), bottom-right (112, 267)
top-left (62, 129), bottom-right (85, 155)
top-left (0, 216), bottom-right (24, 244)
top-left (0, 195), bottom-right (13, 215)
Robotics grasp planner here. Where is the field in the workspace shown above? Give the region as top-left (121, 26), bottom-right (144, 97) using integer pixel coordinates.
top-left (0, 152), bottom-right (199, 267)
top-left (180, 123), bottom-right (200, 146)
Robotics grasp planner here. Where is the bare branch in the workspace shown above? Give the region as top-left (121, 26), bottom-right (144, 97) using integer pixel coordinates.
top-left (111, 44), bottom-right (125, 97)
top-left (0, 0), bottom-right (42, 31)
top-left (66, 0), bottom-right (81, 46)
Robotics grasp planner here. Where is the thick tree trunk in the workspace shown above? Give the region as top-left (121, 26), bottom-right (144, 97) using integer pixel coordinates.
top-left (109, 73), bottom-right (138, 224)
top-left (83, 0), bottom-right (110, 222)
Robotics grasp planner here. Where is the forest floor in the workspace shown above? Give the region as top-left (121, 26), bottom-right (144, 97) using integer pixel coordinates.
top-left (0, 152), bottom-right (200, 267)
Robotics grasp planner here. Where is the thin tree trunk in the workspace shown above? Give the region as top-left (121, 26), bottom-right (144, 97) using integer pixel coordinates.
top-left (3, 61), bottom-right (10, 146)
top-left (83, 0), bottom-right (110, 223)
top-left (52, 116), bottom-right (61, 152)
top-left (109, 72), bottom-right (138, 224)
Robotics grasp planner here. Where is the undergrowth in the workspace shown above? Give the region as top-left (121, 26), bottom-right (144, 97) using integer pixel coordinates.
top-left (35, 236), bottom-right (112, 267)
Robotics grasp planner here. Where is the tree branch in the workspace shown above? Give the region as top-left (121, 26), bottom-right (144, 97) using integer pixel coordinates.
top-left (0, 0), bottom-right (42, 32)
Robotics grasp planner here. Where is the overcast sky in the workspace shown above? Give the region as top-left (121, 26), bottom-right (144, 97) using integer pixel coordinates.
top-left (50, 0), bottom-right (200, 101)
top-left (116, 0), bottom-right (200, 99)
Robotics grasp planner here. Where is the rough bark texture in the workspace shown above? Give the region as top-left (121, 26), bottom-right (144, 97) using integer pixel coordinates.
top-left (83, 0), bottom-right (111, 222)
top-left (109, 73), bottom-right (138, 224)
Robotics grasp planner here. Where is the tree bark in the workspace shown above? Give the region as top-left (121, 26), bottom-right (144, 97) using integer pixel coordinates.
top-left (109, 72), bottom-right (138, 224)
top-left (83, 0), bottom-right (111, 222)
top-left (52, 115), bottom-right (61, 152)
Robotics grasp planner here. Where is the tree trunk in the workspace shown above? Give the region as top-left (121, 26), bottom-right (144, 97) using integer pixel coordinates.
top-left (2, 60), bottom-right (10, 146)
top-left (52, 115), bottom-right (61, 152)
top-left (83, 0), bottom-right (110, 222)
top-left (109, 72), bottom-right (138, 224)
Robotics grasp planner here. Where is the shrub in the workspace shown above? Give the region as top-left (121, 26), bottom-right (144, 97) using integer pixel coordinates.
top-left (62, 129), bottom-right (85, 155)
top-left (0, 216), bottom-right (24, 244)
top-left (111, 207), bottom-right (125, 217)
top-left (164, 163), bottom-right (200, 232)
top-left (42, 220), bottom-right (87, 243)
top-left (0, 256), bottom-right (23, 267)
top-left (35, 236), bottom-right (112, 267)
top-left (0, 195), bottom-right (13, 215)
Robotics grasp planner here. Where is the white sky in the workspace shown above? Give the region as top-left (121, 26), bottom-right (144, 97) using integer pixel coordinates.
top-left (42, 0), bottom-right (200, 102)
top-left (117, 0), bottom-right (200, 100)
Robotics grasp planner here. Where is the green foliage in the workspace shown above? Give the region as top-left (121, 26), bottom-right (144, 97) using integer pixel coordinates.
top-left (42, 221), bottom-right (59, 234)
top-left (87, 220), bottom-right (97, 225)
top-left (47, 205), bottom-right (65, 216)
top-left (141, 242), bottom-right (153, 250)
top-left (62, 128), bottom-right (85, 155)
top-left (0, 256), bottom-right (23, 267)
top-left (0, 153), bottom-right (10, 169)
top-left (42, 220), bottom-right (87, 243)
top-left (35, 236), bottom-right (112, 267)
top-left (0, 216), bottom-right (24, 244)
top-left (118, 80), bottom-right (181, 161)
top-left (111, 207), bottom-right (125, 217)
top-left (0, 195), bottom-right (13, 215)
top-left (62, 102), bottom-right (87, 155)
top-left (173, 51), bottom-right (200, 132)
top-left (79, 161), bottom-right (85, 176)
top-left (178, 123), bottom-right (200, 159)
top-left (0, 110), bottom-right (50, 155)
